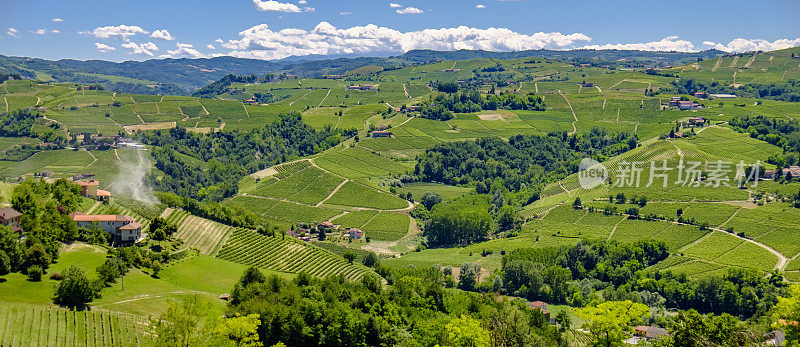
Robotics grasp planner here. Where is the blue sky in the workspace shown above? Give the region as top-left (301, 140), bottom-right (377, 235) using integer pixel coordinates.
top-left (1, 0), bottom-right (799, 61)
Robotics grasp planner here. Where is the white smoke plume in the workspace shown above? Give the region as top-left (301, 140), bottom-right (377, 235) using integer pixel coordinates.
top-left (111, 145), bottom-right (159, 204)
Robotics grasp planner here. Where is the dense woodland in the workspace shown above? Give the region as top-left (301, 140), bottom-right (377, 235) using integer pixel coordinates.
top-left (139, 113), bottom-right (353, 201)
top-left (415, 128), bottom-right (637, 195)
top-left (222, 267), bottom-right (563, 346)
top-left (0, 180), bottom-right (81, 278)
top-left (662, 78), bottom-right (800, 102)
top-left (418, 91), bottom-right (546, 121)
top-left (730, 115), bottom-right (800, 167)
top-left (501, 241), bottom-right (784, 318)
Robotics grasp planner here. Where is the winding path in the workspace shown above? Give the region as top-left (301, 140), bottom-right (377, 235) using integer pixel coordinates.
top-left (402, 84), bottom-right (411, 100)
top-left (318, 88), bottom-right (332, 107)
top-left (559, 91), bottom-right (578, 134)
top-left (316, 179), bottom-right (349, 207)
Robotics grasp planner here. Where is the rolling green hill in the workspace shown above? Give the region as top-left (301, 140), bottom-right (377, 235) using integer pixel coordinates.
top-left (2, 47), bottom-right (800, 345)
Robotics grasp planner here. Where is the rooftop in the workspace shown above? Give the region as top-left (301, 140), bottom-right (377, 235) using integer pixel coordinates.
top-left (72, 214), bottom-right (134, 222)
top-left (119, 222), bottom-right (142, 230)
top-left (0, 207), bottom-right (22, 220)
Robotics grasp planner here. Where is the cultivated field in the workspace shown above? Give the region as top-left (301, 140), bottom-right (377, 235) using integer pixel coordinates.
top-left (0, 304), bottom-right (153, 347)
top-left (216, 228), bottom-right (372, 280)
top-left (164, 208), bottom-right (232, 256)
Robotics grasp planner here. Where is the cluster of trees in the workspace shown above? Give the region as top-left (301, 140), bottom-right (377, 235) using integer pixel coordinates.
top-left (0, 73), bottom-right (22, 83)
top-left (418, 91), bottom-right (546, 120)
top-left (415, 128), bottom-right (637, 198)
top-left (496, 241), bottom-right (784, 318)
top-left (221, 267), bottom-right (564, 346)
top-left (424, 195), bottom-right (495, 246)
top-left (501, 241), bottom-right (669, 303)
top-left (662, 78), bottom-right (800, 102)
top-left (0, 110), bottom-right (68, 160)
top-left (192, 73), bottom-right (278, 98)
top-left (54, 245), bottom-right (182, 308)
top-left (0, 110), bottom-right (41, 137)
top-left (139, 113), bottom-right (353, 201)
top-left (251, 91), bottom-right (284, 104)
top-left (0, 180), bottom-right (85, 279)
top-left (730, 115), bottom-right (800, 168)
top-left (192, 74), bottom-right (257, 98)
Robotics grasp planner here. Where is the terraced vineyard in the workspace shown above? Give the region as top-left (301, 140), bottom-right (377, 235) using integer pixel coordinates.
top-left (0, 304), bottom-right (153, 347)
top-left (217, 228), bottom-right (371, 280)
top-left (164, 208), bottom-right (232, 256)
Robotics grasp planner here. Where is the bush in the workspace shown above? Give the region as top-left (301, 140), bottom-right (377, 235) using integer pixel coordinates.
top-left (363, 252), bottom-right (378, 268)
top-left (27, 265), bottom-right (43, 281)
top-left (53, 266), bottom-right (97, 308)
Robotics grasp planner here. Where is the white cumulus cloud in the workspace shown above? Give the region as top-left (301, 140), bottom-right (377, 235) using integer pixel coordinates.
top-left (221, 22), bottom-right (591, 60)
top-left (6, 28), bottom-right (18, 37)
top-left (150, 29), bottom-right (175, 41)
top-left (81, 25), bottom-right (148, 41)
top-left (702, 38), bottom-right (800, 53)
top-left (95, 42), bottom-right (116, 52)
top-left (207, 44), bottom-right (216, 49)
top-left (51, 29), bottom-right (60, 34)
top-left (253, 0), bottom-right (303, 12)
top-left (476, 4), bottom-right (486, 8)
top-left (389, 3), bottom-right (402, 8)
top-left (581, 36), bottom-right (696, 52)
top-left (51, 18), bottom-right (64, 22)
top-left (121, 41), bottom-right (158, 56)
top-left (31, 29), bottom-right (47, 35)
top-left (396, 7), bottom-right (423, 14)
top-left (167, 42), bottom-right (207, 58)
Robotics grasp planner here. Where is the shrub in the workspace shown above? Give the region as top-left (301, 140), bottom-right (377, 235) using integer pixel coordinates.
top-left (27, 265), bottom-right (43, 281)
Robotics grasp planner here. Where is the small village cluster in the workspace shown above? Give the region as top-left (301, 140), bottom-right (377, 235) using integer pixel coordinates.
top-left (663, 92), bottom-right (738, 111)
top-left (286, 221), bottom-right (364, 241)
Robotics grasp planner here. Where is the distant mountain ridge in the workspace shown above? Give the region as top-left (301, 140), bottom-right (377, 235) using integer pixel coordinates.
top-left (0, 49), bottom-right (727, 94)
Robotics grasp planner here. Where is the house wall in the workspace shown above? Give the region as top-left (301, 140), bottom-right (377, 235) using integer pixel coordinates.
top-left (1, 217), bottom-right (20, 228)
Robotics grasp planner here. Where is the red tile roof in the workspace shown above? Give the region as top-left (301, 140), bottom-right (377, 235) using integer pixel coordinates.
top-left (119, 222), bottom-right (142, 230)
top-left (75, 180), bottom-right (100, 186)
top-left (529, 301), bottom-right (548, 308)
top-left (72, 214), bottom-right (134, 222)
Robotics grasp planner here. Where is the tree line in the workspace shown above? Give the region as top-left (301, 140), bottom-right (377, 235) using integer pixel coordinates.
top-left (661, 78), bottom-right (800, 102)
top-left (730, 115), bottom-right (800, 168)
top-left (418, 90), bottom-right (546, 121)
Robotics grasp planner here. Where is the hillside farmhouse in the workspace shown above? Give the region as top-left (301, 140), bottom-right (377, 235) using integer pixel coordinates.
top-left (0, 207), bottom-right (22, 233)
top-left (528, 301), bottom-right (550, 320)
top-left (347, 84), bottom-right (378, 91)
top-left (75, 179), bottom-right (111, 202)
top-left (347, 228), bottom-right (363, 239)
top-left (371, 131), bottom-right (393, 138)
top-left (70, 212), bottom-right (141, 244)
